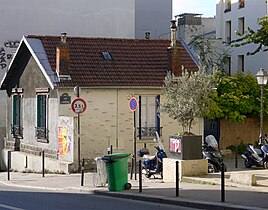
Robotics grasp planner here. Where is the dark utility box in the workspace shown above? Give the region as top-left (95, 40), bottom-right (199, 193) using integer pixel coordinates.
top-left (169, 135), bottom-right (202, 160)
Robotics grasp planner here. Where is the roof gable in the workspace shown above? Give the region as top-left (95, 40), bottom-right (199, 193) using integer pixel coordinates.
top-left (2, 35), bottom-right (198, 89)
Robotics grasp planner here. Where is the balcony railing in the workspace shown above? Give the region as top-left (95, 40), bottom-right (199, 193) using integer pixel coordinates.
top-left (11, 124), bottom-right (23, 138)
top-left (35, 127), bottom-right (48, 141)
top-left (138, 127), bottom-right (162, 139)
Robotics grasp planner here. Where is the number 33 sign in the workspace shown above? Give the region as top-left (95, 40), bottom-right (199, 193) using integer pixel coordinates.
top-left (71, 98), bottom-right (87, 114)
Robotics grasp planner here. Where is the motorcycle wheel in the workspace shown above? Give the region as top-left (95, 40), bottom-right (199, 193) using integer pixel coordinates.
top-left (244, 160), bottom-right (252, 168)
top-left (208, 162), bottom-right (216, 173)
top-left (263, 161), bottom-right (268, 169)
top-left (145, 173), bottom-right (151, 178)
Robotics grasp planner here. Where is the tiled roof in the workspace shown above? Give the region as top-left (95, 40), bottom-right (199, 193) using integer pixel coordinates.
top-left (27, 35), bottom-right (198, 87)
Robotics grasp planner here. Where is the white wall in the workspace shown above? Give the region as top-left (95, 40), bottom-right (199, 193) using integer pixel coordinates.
top-left (135, 0), bottom-right (172, 39)
top-left (216, 0), bottom-right (268, 74)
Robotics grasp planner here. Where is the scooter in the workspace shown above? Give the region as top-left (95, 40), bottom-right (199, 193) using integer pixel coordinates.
top-left (138, 132), bottom-right (167, 178)
top-left (241, 141), bottom-right (268, 169)
top-left (202, 135), bottom-right (226, 173)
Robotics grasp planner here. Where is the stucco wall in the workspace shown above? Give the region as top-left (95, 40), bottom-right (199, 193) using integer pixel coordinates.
top-left (216, 0), bottom-right (268, 74)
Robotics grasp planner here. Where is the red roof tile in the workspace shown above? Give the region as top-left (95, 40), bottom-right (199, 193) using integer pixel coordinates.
top-left (27, 35), bottom-right (198, 87)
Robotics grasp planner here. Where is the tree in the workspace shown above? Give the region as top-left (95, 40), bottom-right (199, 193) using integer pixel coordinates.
top-left (207, 72), bottom-right (266, 122)
top-left (232, 16), bottom-right (268, 55)
top-left (162, 67), bottom-right (215, 134)
top-left (187, 26), bottom-right (230, 74)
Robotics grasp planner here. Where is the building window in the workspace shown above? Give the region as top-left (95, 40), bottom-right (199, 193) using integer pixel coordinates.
top-left (225, 20), bottom-right (232, 45)
top-left (239, 0), bottom-right (245, 8)
top-left (36, 94), bottom-right (48, 142)
top-left (11, 91), bottom-right (23, 138)
top-left (238, 55), bottom-right (245, 72)
top-left (138, 95), bottom-right (161, 139)
top-left (225, 0), bottom-right (231, 12)
top-left (238, 17), bottom-right (245, 35)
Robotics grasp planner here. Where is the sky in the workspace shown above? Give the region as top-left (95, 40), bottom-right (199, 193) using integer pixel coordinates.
top-left (173, 0), bottom-right (216, 17)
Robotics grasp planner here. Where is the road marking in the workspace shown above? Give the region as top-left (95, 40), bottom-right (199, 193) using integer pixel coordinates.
top-left (0, 204), bottom-right (25, 210)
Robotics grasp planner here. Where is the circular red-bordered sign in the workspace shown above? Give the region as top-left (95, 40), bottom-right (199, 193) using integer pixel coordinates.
top-left (71, 98), bottom-right (87, 114)
top-left (128, 97), bottom-right (138, 111)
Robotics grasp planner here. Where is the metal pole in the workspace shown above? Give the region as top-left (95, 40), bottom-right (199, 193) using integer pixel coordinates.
top-left (176, 161), bottom-right (179, 197)
top-left (78, 113), bottom-right (81, 172)
top-left (221, 162), bottom-right (225, 202)
top-left (110, 145), bottom-right (113, 154)
top-left (130, 155), bottom-right (134, 180)
top-left (81, 158), bottom-right (84, 186)
top-left (7, 151), bottom-right (11, 181)
top-left (139, 160), bottom-right (142, 193)
top-left (260, 84), bottom-right (264, 144)
top-left (42, 150), bottom-right (45, 177)
top-left (134, 111), bottom-right (137, 180)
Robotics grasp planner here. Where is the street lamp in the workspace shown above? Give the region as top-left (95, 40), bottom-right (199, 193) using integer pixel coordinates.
top-left (256, 68), bottom-right (268, 144)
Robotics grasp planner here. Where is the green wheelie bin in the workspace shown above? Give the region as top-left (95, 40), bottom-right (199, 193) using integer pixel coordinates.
top-left (102, 153), bottom-right (131, 191)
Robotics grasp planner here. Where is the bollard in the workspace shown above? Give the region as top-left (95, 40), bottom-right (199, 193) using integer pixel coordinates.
top-left (110, 145), bottom-right (113, 154)
top-left (81, 158), bottom-right (85, 186)
top-left (7, 151), bottom-right (11, 181)
top-left (143, 143), bottom-right (146, 148)
top-left (176, 161), bottom-right (179, 197)
top-left (221, 162), bottom-right (225, 202)
top-left (235, 146), bottom-right (238, 168)
top-left (42, 150), bottom-right (45, 177)
top-left (139, 160), bottom-right (142, 193)
top-left (130, 155), bottom-right (134, 180)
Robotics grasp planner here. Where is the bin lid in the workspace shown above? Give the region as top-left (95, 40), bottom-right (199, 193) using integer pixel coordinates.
top-left (103, 153), bottom-right (131, 160)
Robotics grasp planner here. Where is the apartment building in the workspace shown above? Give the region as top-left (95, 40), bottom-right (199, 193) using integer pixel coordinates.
top-left (216, 0), bottom-right (268, 75)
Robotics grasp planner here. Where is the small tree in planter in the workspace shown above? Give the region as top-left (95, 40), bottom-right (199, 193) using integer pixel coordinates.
top-left (162, 67), bottom-right (216, 160)
top-left (162, 67), bottom-right (216, 135)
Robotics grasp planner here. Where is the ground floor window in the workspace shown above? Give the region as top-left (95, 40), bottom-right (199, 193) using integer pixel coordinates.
top-left (36, 93), bottom-right (48, 142)
top-left (11, 91), bottom-right (23, 138)
top-left (138, 95), bottom-right (161, 139)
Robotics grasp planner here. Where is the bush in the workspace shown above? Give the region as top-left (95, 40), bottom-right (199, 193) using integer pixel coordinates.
top-left (226, 142), bottom-right (247, 155)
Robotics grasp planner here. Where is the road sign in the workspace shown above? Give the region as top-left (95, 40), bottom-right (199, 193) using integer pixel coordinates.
top-left (71, 98), bottom-right (87, 114)
top-left (129, 97), bottom-right (138, 111)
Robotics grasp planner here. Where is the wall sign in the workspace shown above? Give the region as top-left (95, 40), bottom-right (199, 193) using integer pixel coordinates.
top-left (60, 93), bottom-right (71, 104)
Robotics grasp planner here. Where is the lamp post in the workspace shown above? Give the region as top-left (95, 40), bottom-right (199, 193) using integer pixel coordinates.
top-left (256, 68), bottom-right (268, 144)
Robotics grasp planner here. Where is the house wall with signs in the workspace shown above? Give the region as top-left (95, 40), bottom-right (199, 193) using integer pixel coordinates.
top-left (0, 0), bottom-right (172, 154)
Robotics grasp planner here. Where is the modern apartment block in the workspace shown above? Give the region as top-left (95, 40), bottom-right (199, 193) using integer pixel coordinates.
top-left (216, 0), bottom-right (268, 75)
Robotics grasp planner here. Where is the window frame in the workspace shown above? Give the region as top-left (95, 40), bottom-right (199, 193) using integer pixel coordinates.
top-left (138, 95), bottom-right (161, 140)
top-left (11, 88), bottom-right (23, 138)
top-left (35, 88), bottom-right (49, 142)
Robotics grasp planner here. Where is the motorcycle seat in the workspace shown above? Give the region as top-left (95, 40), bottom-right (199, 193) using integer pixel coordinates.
top-left (143, 155), bottom-right (156, 160)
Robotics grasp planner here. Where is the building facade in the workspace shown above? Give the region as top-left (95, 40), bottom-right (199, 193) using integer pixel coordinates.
top-left (216, 0), bottom-right (268, 75)
top-left (0, 0), bottom-right (172, 162)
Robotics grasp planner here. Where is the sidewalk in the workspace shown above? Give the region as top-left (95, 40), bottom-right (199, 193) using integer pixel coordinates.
top-left (0, 157), bottom-right (268, 210)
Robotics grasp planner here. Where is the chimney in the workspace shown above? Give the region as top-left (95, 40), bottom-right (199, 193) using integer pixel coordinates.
top-left (170, 20), bottom-right (177, 47)
top-left (167, 20), bottom-right (182, 77)
top-left (56, 32), bottom-right (70, 78)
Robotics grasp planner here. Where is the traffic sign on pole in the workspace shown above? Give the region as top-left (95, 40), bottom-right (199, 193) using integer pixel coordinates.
top-left (129, 97), bottom-right (138, 112)
top-left (71, 98), bottom-right (87, 114)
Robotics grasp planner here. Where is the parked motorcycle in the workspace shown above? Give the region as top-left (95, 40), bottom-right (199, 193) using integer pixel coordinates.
top-left (202, 135), bottom-right (226, 173)
top-left (241, 142), bottom-right (268, 169)
top-left (138, 132), bottom-right (167, 178)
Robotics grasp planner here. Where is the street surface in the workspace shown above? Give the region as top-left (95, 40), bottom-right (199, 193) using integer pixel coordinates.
top-left (0, 184), bottom-right (199, 210)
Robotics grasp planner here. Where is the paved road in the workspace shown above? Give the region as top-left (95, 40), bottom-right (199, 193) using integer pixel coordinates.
top-left (0, 184), bottom-right (199, 210)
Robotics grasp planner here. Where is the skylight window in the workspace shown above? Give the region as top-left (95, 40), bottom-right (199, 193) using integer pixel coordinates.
top-left (102, 51), bottom-right (112, 60)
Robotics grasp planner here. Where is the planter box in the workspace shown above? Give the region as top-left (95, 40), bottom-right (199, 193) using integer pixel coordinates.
top-left (169, 135), bottom-right (202, 160)
top-left (163, 158), bottom-right (208, 182)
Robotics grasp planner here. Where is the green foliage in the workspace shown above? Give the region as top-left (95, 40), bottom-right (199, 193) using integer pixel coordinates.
top-left (231, 16), bottom-right (268, 55)
top-left (188, 26), bottom-right (230, 75)
top-left (162, 68), bottom-right (215, 133)
top-left (206, 72), bottom-right (265, 122)
top-left (226, 142), bottom-right (247, 155)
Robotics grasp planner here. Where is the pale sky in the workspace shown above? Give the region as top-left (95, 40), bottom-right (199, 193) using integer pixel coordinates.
top-left (173, 0), bottom-right (216, 17)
